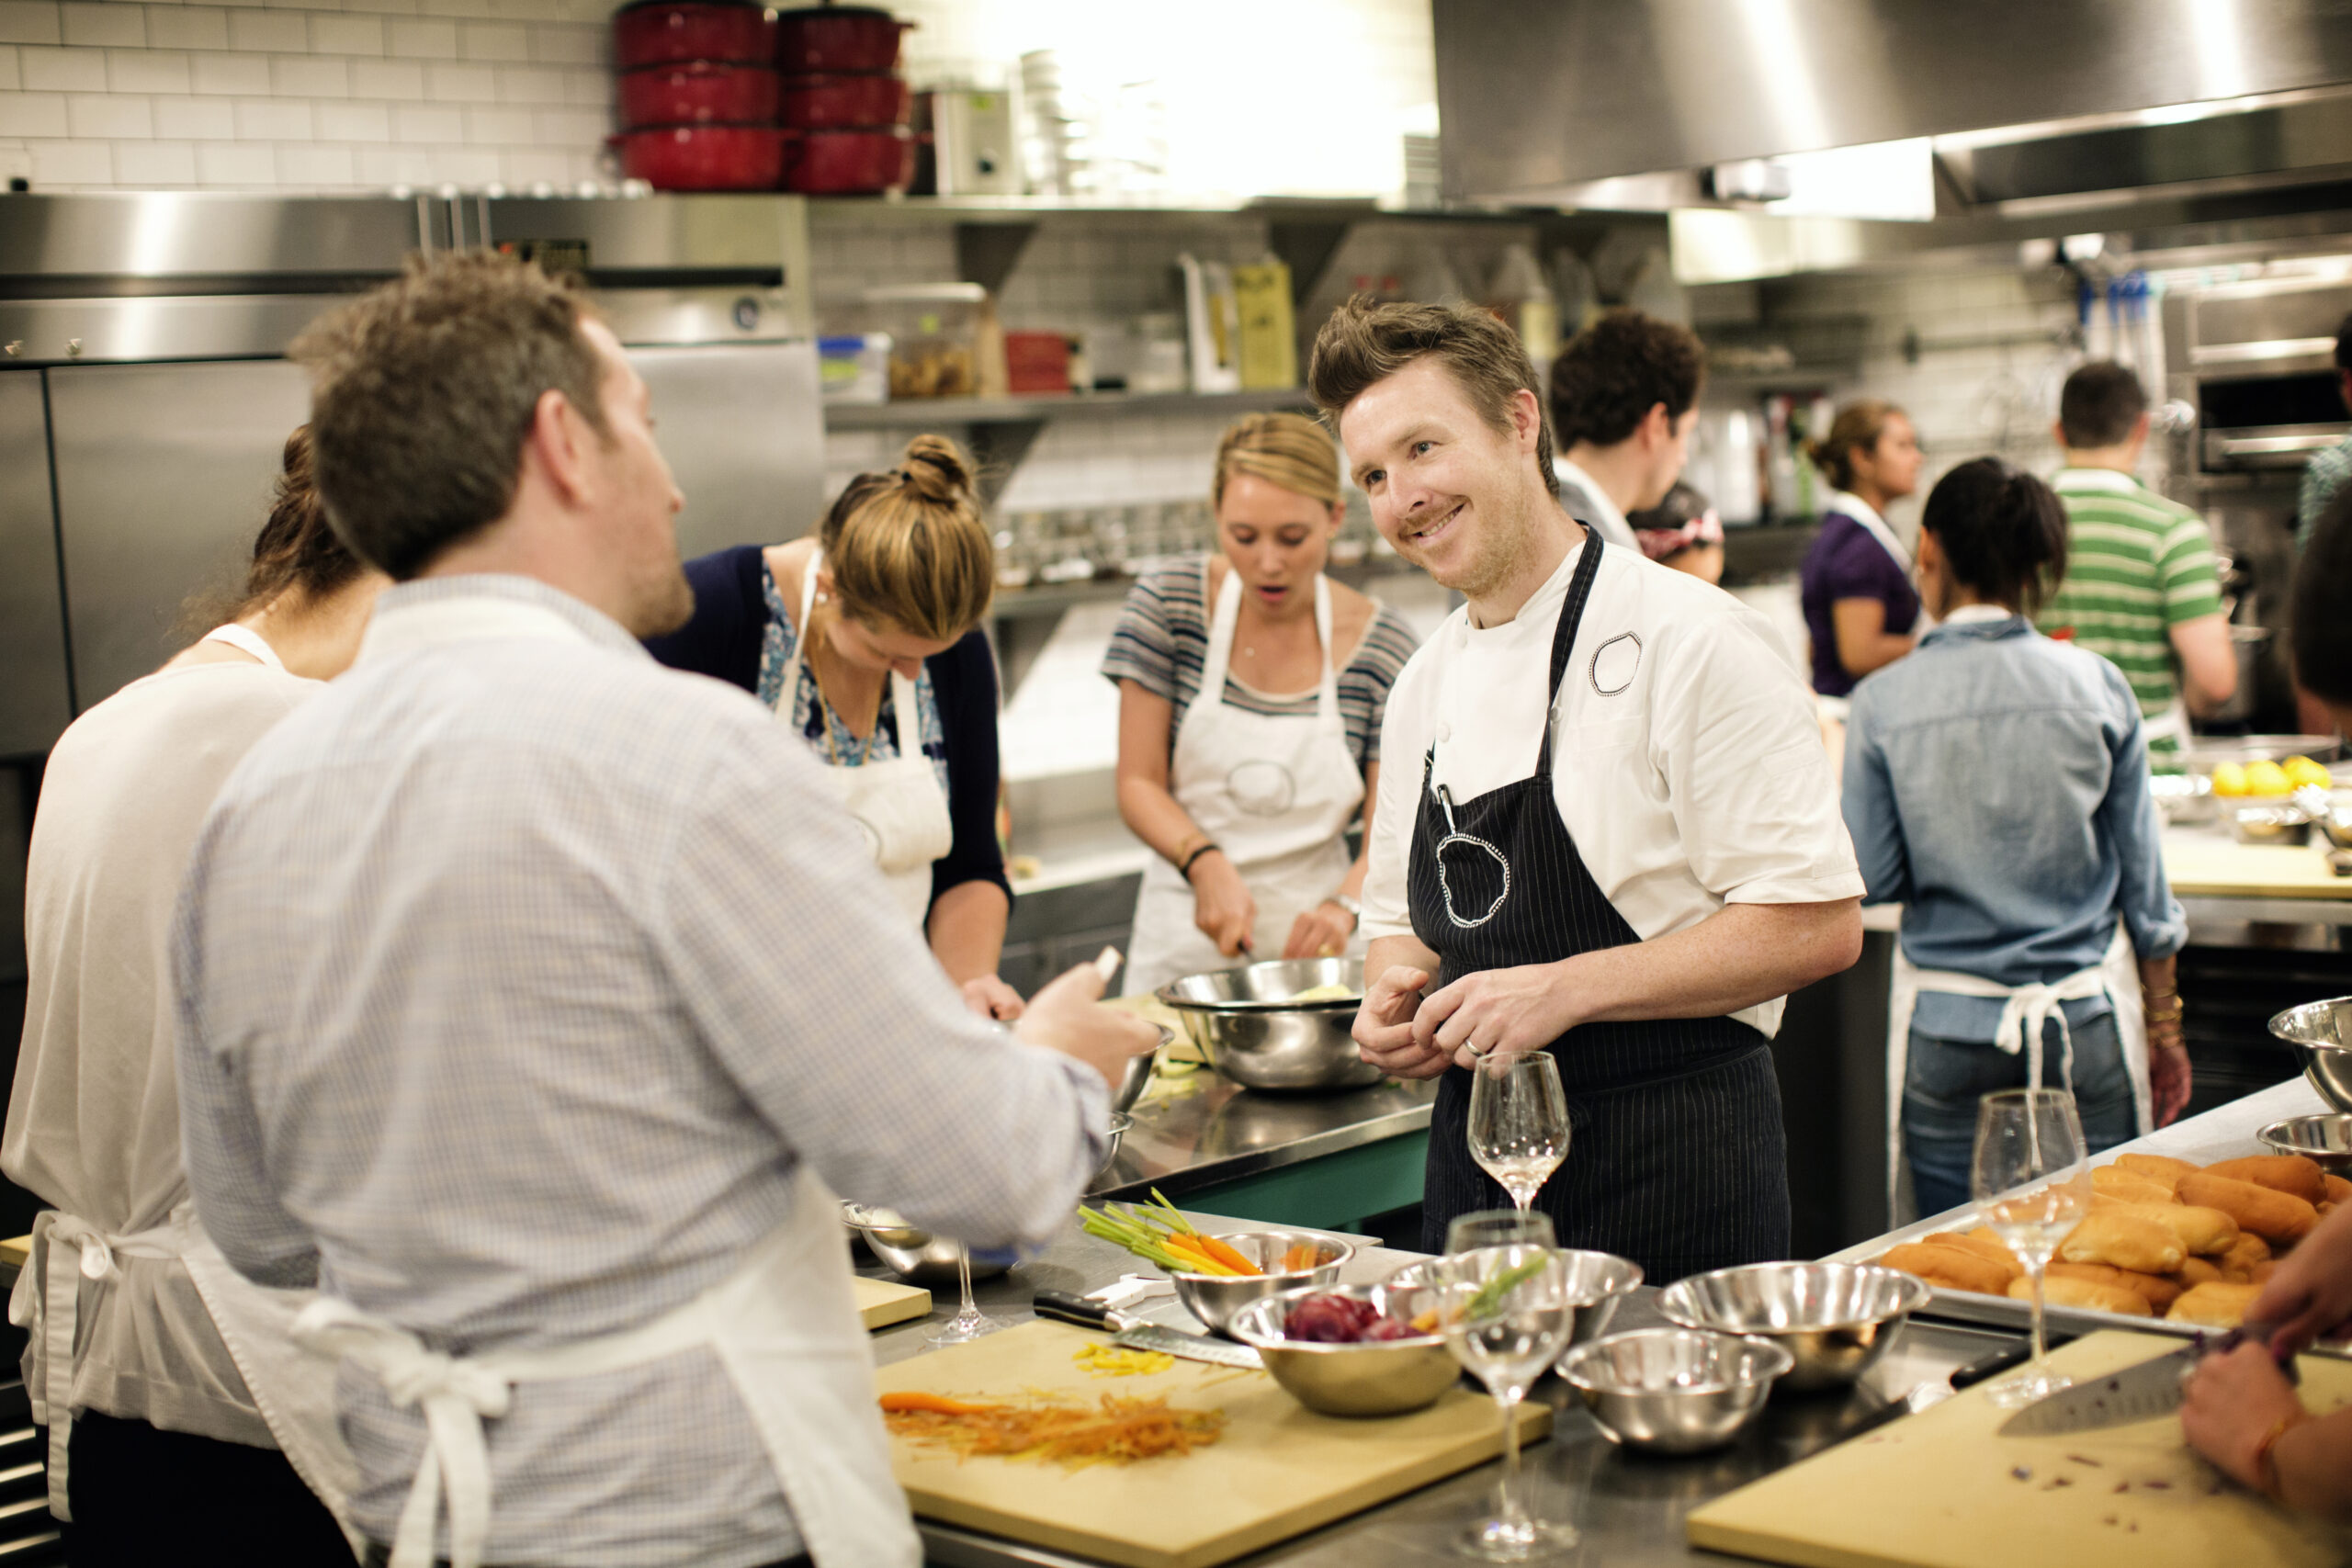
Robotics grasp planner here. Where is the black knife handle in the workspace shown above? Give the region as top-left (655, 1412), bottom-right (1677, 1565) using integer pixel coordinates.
top-left (1951, 1341), bottom-right (2039, 1389)
top-left (1032, 1290), bottom-right (1114, 1330)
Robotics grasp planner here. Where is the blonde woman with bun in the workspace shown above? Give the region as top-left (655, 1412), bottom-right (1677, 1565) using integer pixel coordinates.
top-left (650, 434), bottom-right (1023, 1019)
top-left (1106, 412), bottom-right (1422, 994)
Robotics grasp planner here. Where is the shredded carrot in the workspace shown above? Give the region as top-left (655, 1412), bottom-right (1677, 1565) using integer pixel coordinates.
top-left (879, 1392), bottom-right (991, 1416)
top-left (1195, 1235), bottom-right (1259, 1275)
top-left (882, 1392), bottom-right (1226, 1467)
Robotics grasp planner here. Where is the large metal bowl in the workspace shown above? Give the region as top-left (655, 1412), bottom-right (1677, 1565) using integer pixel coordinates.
top-left (1557, 1328), bottom-right (1794, 1454)
top-left (1158, 957), bottom-right (1379, 1093)
top-left (1655, 1262), bottom-right (1930, 1393)
top-left (839, 1201), bottom-right (1011, 1289)
top-left (2274, 997), bottom-right (2352, 1113)
top-left (2259, 1113), bottom-right (2352, 1176)
top-left (1169, 1229), bottom-right (1354, 1337)
top-left (1227, 1281), bottom-right (1462, 1417)
top-left (1386, 1248), bottom-right (1645, 1351)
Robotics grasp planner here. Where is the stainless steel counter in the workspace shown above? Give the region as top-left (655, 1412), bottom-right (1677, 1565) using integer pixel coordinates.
top-left (1087, 1069), bottom-right (1437, 1206)
top-left (857, 1210), bottom-right (2026, 1567)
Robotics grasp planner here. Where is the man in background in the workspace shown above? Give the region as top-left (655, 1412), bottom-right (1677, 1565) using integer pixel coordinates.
top-left (2039, 361), bottom-right (2235, 762)
top-left (1547, 308), bottom-right (1707, 553)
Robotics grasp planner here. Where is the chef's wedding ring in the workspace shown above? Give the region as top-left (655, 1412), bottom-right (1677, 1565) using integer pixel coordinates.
top-left (1464, 1040), bottom-right (1488, 1060)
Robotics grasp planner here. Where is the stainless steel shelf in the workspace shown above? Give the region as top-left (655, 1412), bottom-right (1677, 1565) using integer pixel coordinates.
top-left (822, 386), bottom-right (1309, 428)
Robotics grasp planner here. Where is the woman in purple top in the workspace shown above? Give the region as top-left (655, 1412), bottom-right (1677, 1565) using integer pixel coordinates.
top-left (1799, 400), bottom-right (1927, 698)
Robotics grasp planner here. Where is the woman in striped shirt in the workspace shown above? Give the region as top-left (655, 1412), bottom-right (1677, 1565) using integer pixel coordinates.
top-left (1105, 412), bottom-right (1421, 994)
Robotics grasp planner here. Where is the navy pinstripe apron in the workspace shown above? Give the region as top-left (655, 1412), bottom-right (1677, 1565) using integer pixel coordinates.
top-left (1408, 531), bottom-right (1791, 1281)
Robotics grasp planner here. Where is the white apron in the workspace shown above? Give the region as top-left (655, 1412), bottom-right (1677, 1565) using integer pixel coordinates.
top-left (6, 616), bottom-right (363, 1547)
top-left (788, 555), bottom-right (953, 927)
top-left (1125, 566), bottom-right (1366, 996)
top-left (1883, 922), bottom-right (2150, 1220)
top-left (288, 1168), bottom-right (916, 1568)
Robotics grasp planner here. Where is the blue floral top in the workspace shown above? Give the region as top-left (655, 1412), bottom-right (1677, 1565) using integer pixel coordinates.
top-left (755, 562), bottom-right (953, 797)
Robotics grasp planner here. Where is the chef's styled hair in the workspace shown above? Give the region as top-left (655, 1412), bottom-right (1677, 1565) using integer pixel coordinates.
top-left (293, 250), bottom-right (610, 581)
top-left (2295, 485), bottom-right (2352, 704)
top-left (1807, 400), bottom-right (1905, 493)
top-left (2058, 361), bottom-right (2148, 449)
top-left (1306, 295), bottom-right (1557, 499)
top-left (1214, 412), bottom-right (1341, 510)
top-left (1919, 457), bottom-right (2069, 617)
top-left (815, 434), bottom-right (994, 642)
top-left (1549, 309), bottom-right (1704, 452)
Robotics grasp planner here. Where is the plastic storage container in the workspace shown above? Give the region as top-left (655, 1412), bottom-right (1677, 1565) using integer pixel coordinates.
top-left (817, 333), bottom-right (893, 403)
top-left (857, 284), bottom-right (989, 399)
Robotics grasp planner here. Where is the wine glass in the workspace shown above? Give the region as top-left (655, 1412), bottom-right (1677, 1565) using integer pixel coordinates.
top-left (1468, 1052), bottom-right (1569, 1213)
top-left (1970, 1088), bottom-right (2091, 1408)
top-left (926, 1243), bottom-right (1006, 1346)
top-left (1439, 1245), bottom-right (1578, 1562)
top-left (1445, 1209), bottom-right (1557, 1255)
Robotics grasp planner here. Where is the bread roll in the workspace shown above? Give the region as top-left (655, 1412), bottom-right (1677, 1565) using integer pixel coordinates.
top-left (2177, 1172), bottom-right (2318, 1246)
top-left (2014, 1273), bottom-right (2151, 1316)
top-left (1882, 1243), bottom-right (2010, 1296)
top-left (2091, 1167), bottom-right (2178, 1206)
top-left (1922, 1231), bottom-right (2021, 1281)
top-left (2047, 1260), bottom-right (2182, 1313)
top-left (2117, 1201), bottom-right (2239, 1257)
top-left (2173, 1256), bottom-right (2224, 1287)
top-left (2058, 1208), bottom-right (2187, 1274)
top-left (2325, 1174), bottom-right (2352, 1206)
top-left (2167, 1280), bottom-right (2261, 1328)
top-left (2115, 1153), bottom-right (2196, 1190)
top-left (2202, 1156), bottom-right (2326, 1205)
top-left (2218, 1230), bottom-right (2271, 1283)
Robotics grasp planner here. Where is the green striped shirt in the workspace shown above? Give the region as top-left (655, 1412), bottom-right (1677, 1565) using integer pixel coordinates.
top-left (2036, 467), bottom-right (2223, 756)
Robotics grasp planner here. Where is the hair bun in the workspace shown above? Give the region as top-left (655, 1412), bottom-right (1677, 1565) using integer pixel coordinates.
top-left (899, 434), bottom-right (974, 503)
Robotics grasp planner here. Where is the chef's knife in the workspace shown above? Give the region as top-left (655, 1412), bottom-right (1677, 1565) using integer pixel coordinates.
top-left (1032, 1289), bottom-right (1263, 1370)
top-left (1829, 1339), bottom-right (2044, 1447)
top-left (1996, 1324), bottom-right (2294, 1438)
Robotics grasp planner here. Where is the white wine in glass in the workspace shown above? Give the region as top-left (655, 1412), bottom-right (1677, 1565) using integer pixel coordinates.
top-left (1971, 1087), bottom-right (2090, 1408)
top-left (1439, 1245), bottom-right (1579, 1562)
top-left (1467, 1052), bottom-right (1569, 1213)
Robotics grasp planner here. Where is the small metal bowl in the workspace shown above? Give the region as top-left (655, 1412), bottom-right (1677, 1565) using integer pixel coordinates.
top-left (2233, 802), bottom-right (2312, 846)
top-left (1158, 957), bottom-right (1380, 1093)
top-left (2258, 1113), bottom-right (2352, 1176)
top-left (839, 1201), bottom-right (1012, 1289)
top-left (1655, 1262), bottom-right (1930, 1393)
top-left (1387, 1249), bottom-right (1645, 1351)
top-left (1110, 1028), bottom-right (1175, 1115)
top-left (1557, 1328), bottom-right (1794, 1454)
top-left (2273, 997), bottom-right (2352, 1114)
top-left (1168, 1229), bottom-right (1354, 1337)
top-left (1227, 1281), bottom-right (1461, 1417)
top-left (2150, 772), bottom-right (2216, 826)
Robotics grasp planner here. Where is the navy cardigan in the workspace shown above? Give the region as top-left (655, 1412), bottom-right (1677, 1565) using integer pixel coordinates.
top-left (645, 544), bottom-right (1010, 912)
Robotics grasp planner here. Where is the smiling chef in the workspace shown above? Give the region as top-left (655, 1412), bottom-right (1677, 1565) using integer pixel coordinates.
top-left (1307, 296), bottom-right (1866, 1278)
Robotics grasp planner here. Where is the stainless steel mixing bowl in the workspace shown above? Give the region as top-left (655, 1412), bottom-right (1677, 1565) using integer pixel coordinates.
top-left (2274, 997), bottom-right (2352, 1113)
top-left (1168, 1229), bottom-right (1353, 1337)
top-left (1109, 1027), bottom-right (1176, 1115)
top-left (839, 1201), bottom-right (1010, 1289)
top-left (2259, 1113), bottom-right (2352, 1176)
top-left (1386, 1248), bottom-right (1645, 1351)
top-left (1655, 1262), bottom-right (1930, 1393)
top-left (1158, 957), bottom-right (1379, 1093)
top-left (1227, 1281), bottom-right (1461, 1417)
top-left (1556, 1328), bottom-right (1793, 1453)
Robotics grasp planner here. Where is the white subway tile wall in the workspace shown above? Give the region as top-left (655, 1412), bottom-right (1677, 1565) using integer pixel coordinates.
top-left (0, 0), bottom-right (616, 191)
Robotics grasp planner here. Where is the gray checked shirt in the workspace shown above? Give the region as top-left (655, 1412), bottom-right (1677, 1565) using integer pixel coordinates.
top-left (174, 575), bottom-right (1108, 1568)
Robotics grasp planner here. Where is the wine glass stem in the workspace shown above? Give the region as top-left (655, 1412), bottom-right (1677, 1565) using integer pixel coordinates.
top-left (957, 1246), bottom-right (978, 1319)
top-left (1494, 1391), bottom-right (1530, 1529)
top-left (2028, 1261), bottom-right (2050, 1371)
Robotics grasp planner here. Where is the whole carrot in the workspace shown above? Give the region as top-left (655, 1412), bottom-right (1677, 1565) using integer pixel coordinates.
top-left (880, 1392), bottom-right (990, 1416)
top-left (1193, 1235), bottom-right (1260, 1275)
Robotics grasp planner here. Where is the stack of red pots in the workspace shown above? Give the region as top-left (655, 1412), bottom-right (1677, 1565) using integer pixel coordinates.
top-left (776, 6), bottom-right (916, 196)
top-left (611, 0), bottom-right (786, 191)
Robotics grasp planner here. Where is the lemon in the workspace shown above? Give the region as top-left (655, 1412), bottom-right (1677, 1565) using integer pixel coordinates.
top-left (2245, 759), bottom-right (2292, 795)
top-left (2211, 761), bottom-right (2249, 797)
top-left (2283, 755), bottom-right (2335, 790)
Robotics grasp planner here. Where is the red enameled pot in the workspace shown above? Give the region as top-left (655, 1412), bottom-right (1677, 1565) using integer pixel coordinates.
top-left (617, 62), bottom-right (783, 129)
top-left (783, 125), bottom-right (914, 194)
top-left (611, 125), bottom-right (790, 191)
top-left (613, 0), bottom-right (779, 70)
top-left (775, 5), bottom-right (912, 73)
top-left (778, 71), bottom-right (910, 130)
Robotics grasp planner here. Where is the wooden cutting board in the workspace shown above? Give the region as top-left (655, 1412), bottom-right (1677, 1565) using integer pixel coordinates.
top-left (1687, 1330), bottom-right (2352, 1568)
top-left (853, 1275), bottom-right (931, 1331)
top-left (873, 1318), bottom-right (1549, 1568)
top-left (2164, 837), bottom-right (2350, 899)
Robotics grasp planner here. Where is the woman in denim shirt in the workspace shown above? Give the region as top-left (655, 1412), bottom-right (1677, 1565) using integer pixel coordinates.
top-left (1841, 459), bottom-right (2192, 1219)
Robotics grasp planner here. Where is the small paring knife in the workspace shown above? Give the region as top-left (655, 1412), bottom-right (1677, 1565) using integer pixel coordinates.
top-left (1032, 1290), bottom-right (1263, 1370)
top-left (1996, 1324), bottom-right (2295, 1438)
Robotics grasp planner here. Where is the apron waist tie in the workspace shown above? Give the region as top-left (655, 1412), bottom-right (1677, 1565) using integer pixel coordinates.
top-left (6, 1211), bottom-right (180, 1519)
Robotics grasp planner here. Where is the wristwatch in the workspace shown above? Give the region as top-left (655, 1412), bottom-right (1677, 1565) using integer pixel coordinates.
top-left (1327, 893), bottom-right (1362, 927)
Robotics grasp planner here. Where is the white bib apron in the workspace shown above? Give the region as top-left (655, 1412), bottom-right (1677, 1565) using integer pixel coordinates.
top-left (288, 1168), bottom-right (916, 1568)
top-left (1125, 566), bottom-right (1365, 996)
top-left (788, 555), bottom-right (954, 927)
top-left (1883, 922), bottom-right (2150, 1219)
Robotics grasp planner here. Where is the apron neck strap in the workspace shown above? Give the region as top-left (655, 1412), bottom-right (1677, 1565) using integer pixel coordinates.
top-left (794, 549), bottom-right (918, 750)
top-left (1532, 528), bottom-right (1602, 780)
top-left (203, 622), bottom-right (286, 671)
top-left (1198, 560), bottom-right (1337, 719)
